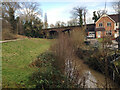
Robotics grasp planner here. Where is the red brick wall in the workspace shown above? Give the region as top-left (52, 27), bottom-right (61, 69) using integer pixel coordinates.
top-left (96, 16), bottom-right (115, 38)
top-left (96, 31), bottom-right (106, 38)
top-left (96, 16), bottom-right (115, 30)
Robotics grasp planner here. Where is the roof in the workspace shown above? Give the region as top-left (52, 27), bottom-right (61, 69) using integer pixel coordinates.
top-left (95, 28), bottom-right (105, 31)
top-left (86, 24), bottom-right (95, 32)
top-left (108, 14), bottom-right (119, 22)
top-left (43, 24), bottom-right (95, 31)
top-left (116, 28), bottom-right (120, 30)
top-left (96, 14), bottom-right (120, 24)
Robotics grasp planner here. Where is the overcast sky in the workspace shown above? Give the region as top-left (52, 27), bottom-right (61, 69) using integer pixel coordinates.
top-left (39, 1), bottom-right (116, 25)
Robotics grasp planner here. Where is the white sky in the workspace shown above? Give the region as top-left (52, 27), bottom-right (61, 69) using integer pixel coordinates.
top-left (12, 0), bottom-right (118, 25)
top-left (40, 1), bottom-right (116, 25)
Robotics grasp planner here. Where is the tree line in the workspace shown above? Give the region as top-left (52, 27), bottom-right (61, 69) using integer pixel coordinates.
top-left (2, 2), bottom-right (45, 39)
top-left (2, 2), bottom-right (120, 40)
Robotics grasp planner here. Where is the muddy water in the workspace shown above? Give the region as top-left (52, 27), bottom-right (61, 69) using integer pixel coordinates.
top-left (75, 59), bottom-right (119, 88)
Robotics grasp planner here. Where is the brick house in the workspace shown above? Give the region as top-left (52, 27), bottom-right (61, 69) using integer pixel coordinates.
top-left (95, 14), bottom-right (120, 38)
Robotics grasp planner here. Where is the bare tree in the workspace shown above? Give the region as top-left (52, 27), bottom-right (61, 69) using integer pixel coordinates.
top-left (102, 36), bottom-right (112, 88)
top-left (51, 30), bottom-right (85, 88)
top-left (2, 2), bottom-right (21, 20)
top-left (67, 21), bottom-right (72, 26)
top-left (97, 10), bottom-right (107, 16)
top-left (2, 2), bottom-right (21, 34)
top-left (113, 1), bottom-right (120, 14)
top-left (55, 21), bottom-right (61, 28)
top-left (50, 24), bottom-right (55, 28)
top-left (54, 21), bottom-right (66, 28)
top-left (83, 8), bottom-right (87, 26)
top-left (71, 6), bottom-right (87, 27)
top-left (18, 2), bottom-right (42, 21)
top-left (113, 1), bottom-right (120, 49)
top-left (61, 22), bottom-right (66, 27)
top-left (67, 18), bottom-right (78, 26)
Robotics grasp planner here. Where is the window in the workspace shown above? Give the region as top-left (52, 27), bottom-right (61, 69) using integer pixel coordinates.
top-left (106, 30), bottom-right (112, 35)
top-left (97, 31), bottom-right (101, 38)
top-left (99, 23), bottom-right (103, 27)
top-left (98, 31), bottom-right (101, 35)
top-left (107, 22), bottom-right (111, 26)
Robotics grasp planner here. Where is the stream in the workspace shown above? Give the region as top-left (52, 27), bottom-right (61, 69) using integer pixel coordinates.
top-left (66, 58), bottom-right (119, 88)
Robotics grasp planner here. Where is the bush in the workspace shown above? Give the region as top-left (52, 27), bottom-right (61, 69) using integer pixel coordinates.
top-left (30, 52), bottom-right (56, 68)
top-left (85, 56), bottom-right (104, 72)
top-left (76, 48), bottom-right (104, 73)
top-left (2, 29), bottom-right (17, 40)
top-left (29, 68), bottom-right (67, 88)
top-left (28, 52), bottom-right (68, 88)
top-left (50, 28), bottom-right (88, 87)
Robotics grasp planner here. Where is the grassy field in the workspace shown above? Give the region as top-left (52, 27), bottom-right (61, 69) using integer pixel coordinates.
top-left (2, 38), bottom-right (53, 88)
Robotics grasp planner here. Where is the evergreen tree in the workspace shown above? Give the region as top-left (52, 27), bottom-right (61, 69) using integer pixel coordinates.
top-left (23, 17), bottom-right (43, 37)
top-left (44, 13), bottom-right (48, 29)
top-left (92, 11), bottom-right (100, 23)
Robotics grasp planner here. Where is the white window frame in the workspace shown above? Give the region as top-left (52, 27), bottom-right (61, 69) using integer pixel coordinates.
top-left (107, 22), bottom-right (111, 27)
top-left (99, 23), bottom-right (103, 27)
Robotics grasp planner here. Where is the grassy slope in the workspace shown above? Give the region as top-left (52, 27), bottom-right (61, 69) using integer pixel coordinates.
top-left (2, 38), bottom-right (52, 88)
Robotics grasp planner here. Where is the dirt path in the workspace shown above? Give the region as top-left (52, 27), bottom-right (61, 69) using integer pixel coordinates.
top-left (0, 39), bottom-right (23, 43)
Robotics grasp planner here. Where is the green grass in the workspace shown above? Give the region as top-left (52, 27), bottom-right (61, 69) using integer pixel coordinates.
top-left (2, 38), bottom-right (53, 88)
top-left (97, 38), bottom-right (103, 42)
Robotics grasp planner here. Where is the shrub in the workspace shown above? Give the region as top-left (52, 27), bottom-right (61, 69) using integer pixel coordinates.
top-left (70, 27), bottom-right (86, 50)
top-left (29, 68), bottom-right (67, 88)
top-left (2, 29), bottom-right (17, 40)
top-left (28, 52), bottom-right (69, 88)
top-left (76, 47), bottom-right (105, 73)
top-left (30, 52), bottom-right (56, 68)
top-left (50, 28), bottom-right (87, 88)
